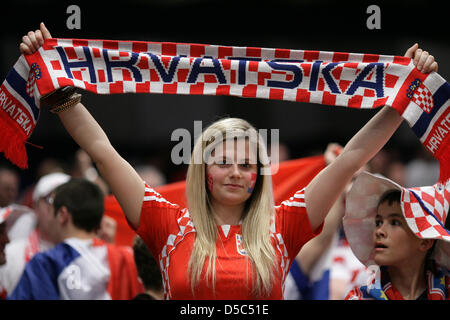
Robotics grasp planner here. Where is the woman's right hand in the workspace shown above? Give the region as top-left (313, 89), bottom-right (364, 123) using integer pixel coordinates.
top-left (19, 22), bottom-right (52, 55)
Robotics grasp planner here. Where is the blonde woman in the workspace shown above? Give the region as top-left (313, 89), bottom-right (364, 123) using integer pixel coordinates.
top-left (20, 23), bottom-right (437, 299)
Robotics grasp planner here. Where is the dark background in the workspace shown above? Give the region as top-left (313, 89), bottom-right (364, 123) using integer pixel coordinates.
top-left (1, 0), bottom-right (448, 188)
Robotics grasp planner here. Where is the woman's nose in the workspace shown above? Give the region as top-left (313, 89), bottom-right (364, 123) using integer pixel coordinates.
top-left (229, 164), bottom-right (242, 177)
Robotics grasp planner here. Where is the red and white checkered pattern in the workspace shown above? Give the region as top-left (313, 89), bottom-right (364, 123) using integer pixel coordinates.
top-left (25, 70), bottom-right (36, 98)
top-left (344, 172), bottom-right (450, 270)
top-left (155, 206), bottom-right (295, 299)
top-left (39, 38), bottom-right (416, 112)
top-left (141, 184), bottom-right (194, 299)
top-left (144, 182), bottom-right (300, 299)
top-left (158, 208), bottom-right (195, 300)
top-left (272, 188), bottom-right (308, 290)
top-left (402, 184), bottom-right (450, 241)
top-left (412, 82), bottom-right (434, 113)
top-left (270, 215), bottom-right (290, 290)
top-left (5, 37), bottom-right (448, 172)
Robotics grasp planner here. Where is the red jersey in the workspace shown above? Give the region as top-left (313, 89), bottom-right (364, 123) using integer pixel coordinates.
top-left (135, 183), bottom-right (321, 300)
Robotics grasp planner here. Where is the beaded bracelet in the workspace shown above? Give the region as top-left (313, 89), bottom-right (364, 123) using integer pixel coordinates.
top-left (49, 93), bottom-right (82, 114)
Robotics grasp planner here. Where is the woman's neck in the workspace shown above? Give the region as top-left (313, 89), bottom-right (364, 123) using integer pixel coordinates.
top-left (211, 201), bottom-right (244, 226)
top-left (387, 260), bottom-right (427, 300)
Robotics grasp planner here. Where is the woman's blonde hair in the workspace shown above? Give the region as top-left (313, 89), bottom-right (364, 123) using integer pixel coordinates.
top-left (185, 117), bottom-right (277, 297)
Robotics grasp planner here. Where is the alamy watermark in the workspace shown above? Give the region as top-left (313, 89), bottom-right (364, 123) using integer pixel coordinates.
top-left (170, 121), bottom-right (280, 175)
top-left (66, 5), bottom-right (81, 30)
top-left (366, 5), bottom-right (381, 30)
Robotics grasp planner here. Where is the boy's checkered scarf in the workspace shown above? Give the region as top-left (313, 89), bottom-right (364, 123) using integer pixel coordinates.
top-left (348, 266), bottom-right (448, 300)
top-left (0, 38), bottom-right (449, 182)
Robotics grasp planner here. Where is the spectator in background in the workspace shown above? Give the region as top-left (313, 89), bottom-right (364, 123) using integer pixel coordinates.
top-left (71, 149), bottom-right (109, 195)
top-left (70, 149), bottom-right (118, 244)
top-left (0, 166), bottom-right (35, 241)
top-left (284, 189), bottom-right (344, 299)
top-left (369, 148), bottom-right (406, 186)
top-left (9, 178), bottom-right (141, 300)
top-left (329, 228), bottom-right (372, 299)
top-left (100, 164), bottom-right (167, 248)
top-left (284, 143), bottom-right (345, 300)
top-left (0, 172), bottom-right (70, 296)
top-left (0, 208), bottom-right (13, 266)
top-left (368, 149), bottom-right (390, 177)
top-left (405, 147), bottom-right (440, 187)
top-left (136, 165), bottom-right (166, 187)
top-left (97, 213), bottom-right (117, 244)
top-left (18, 157), bottom-right (65, 208)
top-left (0, 167), bottom-right (19, 208)
top-left (0, 207), bottom-right (12, 299)
top-left (133, 236), bottom-right (163, 300)
top-left (384, 161), bottom-right (406, 186)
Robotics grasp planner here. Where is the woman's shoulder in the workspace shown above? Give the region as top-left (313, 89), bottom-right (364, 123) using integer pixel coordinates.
top-left (275, 188), bottom-right (307, 212)
top-left (142, 183), bottom-right (182, 210)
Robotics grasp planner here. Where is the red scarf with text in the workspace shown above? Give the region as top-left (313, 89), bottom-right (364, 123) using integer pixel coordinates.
top-left (0, 38), bottom-right (448, 181)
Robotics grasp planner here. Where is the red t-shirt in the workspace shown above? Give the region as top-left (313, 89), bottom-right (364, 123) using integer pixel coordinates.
top-left (135, 183), bottom-right (321, 300)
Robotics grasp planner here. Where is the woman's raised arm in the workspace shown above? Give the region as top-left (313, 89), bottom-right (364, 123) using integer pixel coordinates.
top-left (21, 23), bottom-right (144, 229)
top-left (305, 43), bottom-right (438, 231)
top-left (57, 102), bottom-right (145, 229)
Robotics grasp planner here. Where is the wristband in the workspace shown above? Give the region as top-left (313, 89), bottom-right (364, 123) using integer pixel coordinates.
top-left (48, 93), bottom-right (82, 114)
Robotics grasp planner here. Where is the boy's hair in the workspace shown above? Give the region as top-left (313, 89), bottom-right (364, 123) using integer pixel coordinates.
top-left (377, 189), bottom-right (401, 208)
top-left (53, 178), bottom-right (104, 232)
top-left (133, 236), bottom-right (163, 292)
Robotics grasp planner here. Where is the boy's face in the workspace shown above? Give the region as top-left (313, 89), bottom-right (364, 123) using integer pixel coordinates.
top-left (372, 201), bottom-right (425, 267)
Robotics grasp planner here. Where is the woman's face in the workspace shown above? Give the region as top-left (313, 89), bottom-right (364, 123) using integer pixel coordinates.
top-left (372, 200), bottom-right (426, 267)
top-left (205, 138), bottom-right (258, 208)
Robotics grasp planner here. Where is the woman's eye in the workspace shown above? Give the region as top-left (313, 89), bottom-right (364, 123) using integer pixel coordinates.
top-left (375, 220), bottom-right (382, 227)
top-left (391, 219), bottom-right (401, 226)
top-left (215, 159), bottom-right (227, 165)
top-left (217, 162), bottom-right (230, 167)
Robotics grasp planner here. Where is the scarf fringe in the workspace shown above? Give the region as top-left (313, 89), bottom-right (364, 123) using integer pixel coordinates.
top-left (0, 112), bottom-right (28, 169)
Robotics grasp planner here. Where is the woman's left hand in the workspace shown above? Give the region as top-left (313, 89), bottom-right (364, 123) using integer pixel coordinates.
top-left (404, 43), bottom-right (438, 73)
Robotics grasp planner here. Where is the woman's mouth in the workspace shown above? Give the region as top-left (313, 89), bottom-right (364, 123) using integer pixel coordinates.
top-left (224, 184), bottom-right (243, 189)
